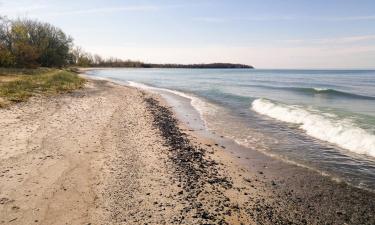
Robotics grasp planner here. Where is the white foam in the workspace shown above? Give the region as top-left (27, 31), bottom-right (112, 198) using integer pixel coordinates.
top-left (251, 98), bottom-right (375, 157)
top-left (313, 87), bottom-right (329, 91)
top-left (127, 81), bottom-right (217, 122)
top-left (127, 81), bottom-right (156, 91)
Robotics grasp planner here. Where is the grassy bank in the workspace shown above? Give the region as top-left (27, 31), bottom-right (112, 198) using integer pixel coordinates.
top-left (0, 68), bottom-right (85, 107)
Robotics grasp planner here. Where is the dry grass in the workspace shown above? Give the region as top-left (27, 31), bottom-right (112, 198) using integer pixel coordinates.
top-left (0, 69), bottom-right (85, 107)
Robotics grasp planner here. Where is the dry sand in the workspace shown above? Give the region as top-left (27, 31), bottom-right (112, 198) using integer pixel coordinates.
top-left (0, 79), bottom-right (252, 224)
top-left (0, 78), bottom-right (374, 225)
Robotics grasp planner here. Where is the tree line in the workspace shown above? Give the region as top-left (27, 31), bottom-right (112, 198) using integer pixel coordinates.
top-left (0, 16), bottom-right (253, 69)
top-left (0, 16), bottom-right (73, 68)
top-left (142, 63), bottom-right (253, 69)
top-left (0, 16), bottom-right (143, 68)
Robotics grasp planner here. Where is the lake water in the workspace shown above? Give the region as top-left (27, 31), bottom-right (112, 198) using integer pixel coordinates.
top-left (87, 68), bottom-right (375, 190)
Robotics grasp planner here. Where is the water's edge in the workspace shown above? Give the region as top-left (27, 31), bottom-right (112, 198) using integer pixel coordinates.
top-left (100, 76), bottom-right (372, 192)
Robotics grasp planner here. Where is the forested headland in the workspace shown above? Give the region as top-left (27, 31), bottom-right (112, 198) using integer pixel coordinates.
top-left (0, 16), bottom-right (253, 69)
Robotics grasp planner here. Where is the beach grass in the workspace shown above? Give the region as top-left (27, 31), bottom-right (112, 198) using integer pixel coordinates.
top-left (0, 68), bottom-right (85, 107)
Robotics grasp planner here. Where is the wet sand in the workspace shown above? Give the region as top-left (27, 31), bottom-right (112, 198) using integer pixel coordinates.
top-left (0, 78), bottom-right (374, 224)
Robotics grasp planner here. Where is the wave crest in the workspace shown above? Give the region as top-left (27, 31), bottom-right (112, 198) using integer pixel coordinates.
top-left (242, 84), bottom-right (375, 100)
top-left (251, 98), bottom-right (375, 157)
top-left (299, 87), bottom-right (375, 100)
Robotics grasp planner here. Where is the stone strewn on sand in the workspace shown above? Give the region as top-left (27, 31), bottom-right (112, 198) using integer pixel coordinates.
top-left (0, 78), bottom-right (374, 225)
top-left (145, 97), bottom-right (234, 224)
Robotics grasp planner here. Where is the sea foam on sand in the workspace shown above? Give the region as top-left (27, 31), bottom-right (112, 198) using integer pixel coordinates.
top-left (127, 81), bottom-right (217, 123)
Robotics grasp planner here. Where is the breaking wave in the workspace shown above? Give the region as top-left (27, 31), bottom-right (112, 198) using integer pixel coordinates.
top-left (251, 98), bottom-right (375, 157)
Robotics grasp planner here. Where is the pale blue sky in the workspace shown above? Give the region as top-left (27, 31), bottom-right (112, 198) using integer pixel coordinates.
top-left (1, 0), bottom-right (375, 68)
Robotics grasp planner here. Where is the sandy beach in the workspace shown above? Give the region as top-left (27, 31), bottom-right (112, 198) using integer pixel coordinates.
top-left (0, 77), bottom-right (374, 225)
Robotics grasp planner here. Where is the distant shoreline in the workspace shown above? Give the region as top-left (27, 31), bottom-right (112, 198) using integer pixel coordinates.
top-left (85, 63), bottom-right (254, 69)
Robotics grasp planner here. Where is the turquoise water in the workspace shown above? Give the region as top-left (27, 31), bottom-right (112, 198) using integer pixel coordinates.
top-left (88, 68), bottom-right (375, 190)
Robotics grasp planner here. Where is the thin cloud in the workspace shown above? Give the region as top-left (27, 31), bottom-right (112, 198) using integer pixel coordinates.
top-left (0, 0), bottom-right (49, 12)
top-left (284, 35), bottom-right (375, 45)
top-left (193, 17), bottom-right (227, 23)
top-left (194, 15), bottom-right (375, 23)
top-left (0, 5), bottom-right (48, 14)
top-left (322, 15), bottom-right (375, 21)
top-left (49, 5), bottom-right (160, 16)
top-left (194, 15), bottom-right (295, 23)
top-left (1, 2), bottom-right (188, 17)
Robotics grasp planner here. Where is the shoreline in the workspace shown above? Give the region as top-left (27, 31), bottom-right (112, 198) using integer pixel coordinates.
top-left (88, 72), bottom-right (375, 192)
top-left (132, 80), bottom-right (375, 224)
top-left (0, 77), bottom-right (374, 224)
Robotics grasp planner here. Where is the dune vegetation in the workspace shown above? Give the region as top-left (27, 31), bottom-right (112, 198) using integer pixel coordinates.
top-left (0, 68), bottom-right (85, 107)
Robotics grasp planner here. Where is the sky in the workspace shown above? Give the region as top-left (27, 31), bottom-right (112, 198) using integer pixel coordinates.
top-left (1, 0), bottom-right (375, 69)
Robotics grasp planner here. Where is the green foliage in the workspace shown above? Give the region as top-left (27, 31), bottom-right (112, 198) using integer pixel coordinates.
top-left (0, 45), bottom-right (15, 67)
top-left (0, 16), bottom-right (73, 68)
top-left (12, 41), bottom-right (40, 68)
top-left (0, 69), bottom-right (85, 105)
